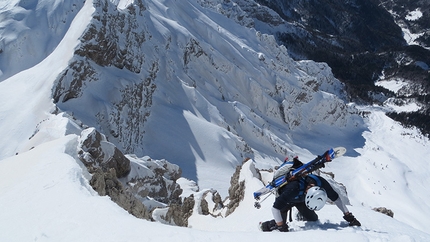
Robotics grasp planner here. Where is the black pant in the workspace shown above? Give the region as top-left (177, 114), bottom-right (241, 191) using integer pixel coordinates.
top-left (273, 180), bottom-right (305, 210)
top-left (273, 175), bottom-right (340, 222)
top-left (281, 202), bottom-right (318, 222)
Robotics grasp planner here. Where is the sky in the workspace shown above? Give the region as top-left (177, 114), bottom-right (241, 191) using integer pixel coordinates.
top-left (1, 0), bottom-right (430, 241)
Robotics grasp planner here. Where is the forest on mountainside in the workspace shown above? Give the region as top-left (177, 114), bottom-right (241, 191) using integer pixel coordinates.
top-left (255, 0), bottom-right (430, 137)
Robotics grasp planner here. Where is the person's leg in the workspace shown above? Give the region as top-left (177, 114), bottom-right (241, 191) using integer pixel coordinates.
top-left (273, 180), bottom-right (304, 209)
top-left (295, 202), bottom-right (318, 221)
top-left (273, 180), bottom-right (302, 225)
top-left (261, 206), bottom-right (290, 232)
top-left (269, 180), bottom-right (303, 231)
top-left (317, 176), bottom-right (339, 201)
top-left (280, 204), bottom-right (293, 223)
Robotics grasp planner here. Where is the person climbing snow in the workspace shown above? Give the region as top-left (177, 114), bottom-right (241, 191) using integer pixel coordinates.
top-left (255, 149), bottom-right (361, 232)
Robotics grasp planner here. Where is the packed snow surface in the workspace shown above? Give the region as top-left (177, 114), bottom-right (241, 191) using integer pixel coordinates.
top-left (1, 0), bottom-right (430, 241)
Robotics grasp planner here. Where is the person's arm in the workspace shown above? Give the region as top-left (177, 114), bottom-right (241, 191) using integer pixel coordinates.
top-left (334, 198), bottom-right (361, 226)
top-left (334, 197), bottom-right (349, 214)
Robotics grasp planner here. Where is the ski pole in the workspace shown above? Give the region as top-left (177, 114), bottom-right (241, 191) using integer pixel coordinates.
top-left (254, 190), bottom-right (274, 209)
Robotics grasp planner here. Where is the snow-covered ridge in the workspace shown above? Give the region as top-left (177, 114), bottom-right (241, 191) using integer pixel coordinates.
top-left (0, 0), bottom-right (85, 81)
top-left (1, 136), bottom-right (430, 241)
top-left (0, 0), bottom-right (94, 159)
top-left (51, 0), bottom-right (365, 188)
top-left (1, 0), bottom-right (430, 240)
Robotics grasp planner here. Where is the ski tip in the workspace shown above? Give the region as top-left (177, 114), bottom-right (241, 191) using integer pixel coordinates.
top-left (333, 147), bottom-right (346, 158)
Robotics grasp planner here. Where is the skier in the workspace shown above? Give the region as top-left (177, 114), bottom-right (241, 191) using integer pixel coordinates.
top-left (258, 154), bottom-right (361, 232)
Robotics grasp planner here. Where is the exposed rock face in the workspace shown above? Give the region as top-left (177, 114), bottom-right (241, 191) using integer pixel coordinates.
top-left (205, 190), bottom-right (224, 215)
top-left (53, 0), bottom-right (156, 155)
top-left (76, 0), bottom-right (147, 72)
top-left (206, 0), bottom-right (430, 135)
top-left (90, 167), bottom-right (152, 220)
top-left (163, 195), bottom-right (195, 227)
top-left (52, 0), bottom-right (365, 166)
top-left (123, 156), bottom-right (183, 205)
top-left (158, 161), bottom-right (250, 226)
top-left (77, 127), bottom-right (183, 221)
top-left (225, 165), bottom-right (246, 217)
top-left (224, 158), bottom-right (263, 217)
top-left (373, 207), bottom-right (394, 218)
top-left (53, 60), bottom-right (97, 103)
top-left (78, 127), bottom-right (131, 178)
top-left (77, 128), bottom-right (149, 219)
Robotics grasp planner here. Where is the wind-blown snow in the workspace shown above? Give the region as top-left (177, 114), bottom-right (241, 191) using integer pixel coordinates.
top-left (1, 0), bottom-right (430, 241)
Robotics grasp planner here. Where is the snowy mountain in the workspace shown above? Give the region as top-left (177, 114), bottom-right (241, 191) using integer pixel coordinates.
top-left (1, 0), bottom-right (430, 241)
top-left (241, 0), bottom-right (430, 135)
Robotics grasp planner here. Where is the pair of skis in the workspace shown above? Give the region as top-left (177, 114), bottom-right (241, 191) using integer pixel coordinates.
top-left (253, 147), bottom-right (346, 209)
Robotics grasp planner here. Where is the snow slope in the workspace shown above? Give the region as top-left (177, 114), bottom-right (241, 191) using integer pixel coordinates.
top-left (47, 0), bottom-right (366, 197)
top-left (0, 0), bottom-right (85, 81)
top-left (0, 0), bottom-right (94, 159)
top-left (1, 135), bottom-right (430, 241)
top-left (1, 0), bottom-right (430, 241)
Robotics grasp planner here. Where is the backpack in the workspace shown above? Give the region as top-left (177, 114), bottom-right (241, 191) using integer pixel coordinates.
top-left (271, 157), bottom-right (304, 194)
top-left (253, 157), bottom-right (303, 199)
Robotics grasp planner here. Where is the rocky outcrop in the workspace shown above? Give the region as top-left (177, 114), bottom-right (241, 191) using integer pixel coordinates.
top-left (78, 128), bottom-right (131, 178)
top-left (90, 167), bottom-right (152, 220)
top-left (77, 128), bottom-right (149, 219)
top-left (202, 0), bottom-right (429, 136)
top-left (162, 195), bottom-right (195, 227)
top-left (225, 158), bottom-right (262, 217)
top-left (53, 0), bottom-right (156, 155)
top-left (76, 0), bottom-right (147, 72)
top-left (225, 165), bottom-right (246, 217)
top-left (77, 127), bottom-right (183, 221)
top-left (200, 190), bottom-right (224, 216)
top-left (373, 207), bottom-right (394, 218)
top-left (53, 60), bottom-right (97, 103)
top-left (124, 156), bottom-right (183, 205)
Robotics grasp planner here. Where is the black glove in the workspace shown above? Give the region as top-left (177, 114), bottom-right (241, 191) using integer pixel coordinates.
top-left (343, 213), bottom-right (361, 226)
